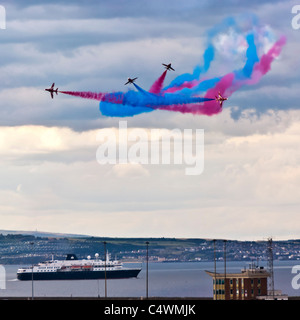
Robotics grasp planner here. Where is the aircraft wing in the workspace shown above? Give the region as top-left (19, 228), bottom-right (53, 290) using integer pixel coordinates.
top-left (51, 92), bottom-right (53, 99)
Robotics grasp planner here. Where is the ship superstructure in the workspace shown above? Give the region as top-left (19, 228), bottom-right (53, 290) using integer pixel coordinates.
top-left (17, 253), bottom-right (141, 281)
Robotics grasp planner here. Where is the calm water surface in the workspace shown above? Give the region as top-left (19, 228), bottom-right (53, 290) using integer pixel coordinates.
top-left (0, 261), bottom-right (299, 298)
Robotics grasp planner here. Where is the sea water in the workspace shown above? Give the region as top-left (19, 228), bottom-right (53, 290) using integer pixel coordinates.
top-left (0, 261), bottom-right (299, 298)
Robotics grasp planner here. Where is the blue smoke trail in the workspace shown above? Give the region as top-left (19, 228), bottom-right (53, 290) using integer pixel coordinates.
top-left (99, 83), bottom-right (213, 117)
top-left (59, 14), bottom-right (285, 118)
top-left (240, 33), bottom-right (259, 78)
top-left (181, 31), bottom-right (259, 95)
top-left (100, 101), bottom-right (153, 117)
top-left (122, 83), bottom-right (212, 108)
top-left (164, 45), bottom-right (215, 91)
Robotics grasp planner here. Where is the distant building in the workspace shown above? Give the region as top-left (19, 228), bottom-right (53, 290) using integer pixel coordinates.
top-left (205, 266), bottom-right (269, 300)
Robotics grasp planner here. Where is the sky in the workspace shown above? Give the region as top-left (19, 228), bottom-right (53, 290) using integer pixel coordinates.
top-left (0, 0), bottom-right (299, 240)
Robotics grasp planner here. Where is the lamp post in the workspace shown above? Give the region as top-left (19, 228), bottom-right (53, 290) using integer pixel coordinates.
top-left (145, 241), bottom-right (149, 299)
top-left (224, 240), bottom-right (227, 300)
top-left (30, 241), bottom-right (34, 300)
top-left (213, 239), bottom-right (216, 300)
top-left (95, 253), bottom-right (100, 298)
top-left (103, 241), bottom-right (107, 298)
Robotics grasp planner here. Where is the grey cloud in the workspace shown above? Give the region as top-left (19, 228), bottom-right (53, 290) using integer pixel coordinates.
top-left (0, 0), bottom-right (297, 132)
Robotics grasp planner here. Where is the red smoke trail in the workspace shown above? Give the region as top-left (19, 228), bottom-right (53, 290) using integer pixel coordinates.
top-left (59, 91), bottom-right (106, 101)
top-left (177, 36), bottom-right (286, 116)
top-left (149, 70), bottom-right (167, 94)
top-left (204, 73), bottom-right (235, 101)
top-left (58, 36), bottom-right (285, 117)
top-left (163, 35), bottom-right (286, 97)
top-left (163, 79), bottom-right (200, 94)
top-left (159, 73), bottom-right (234, 115)
top-left (244, 35), bottom-right (286, 86)
top-left (226, 35), bottom-right (287, 95)
top-left (59, 90), bottom-right (125, 104)
top-left (163, 35), bottom-right (286, 116)
top-left (201, 73), bottom-right (234, 115)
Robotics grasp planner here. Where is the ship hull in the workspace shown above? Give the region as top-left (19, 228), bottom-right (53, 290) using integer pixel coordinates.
top-left (17, 268), bottom-right (141, 281)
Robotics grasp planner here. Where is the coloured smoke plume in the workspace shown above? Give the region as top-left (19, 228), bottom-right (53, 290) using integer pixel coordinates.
top-left (149, 70), bottom-right (167, 94)
top-left (59, 91), bottom-right (106, 101)
top-left (59, 15), bottom-right (286, 118)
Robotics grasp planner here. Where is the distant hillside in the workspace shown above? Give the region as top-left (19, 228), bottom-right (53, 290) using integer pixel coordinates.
top-left (0, 230), bottom-right (299, 264)
top-left (0, 229), bottom-right (89, 238)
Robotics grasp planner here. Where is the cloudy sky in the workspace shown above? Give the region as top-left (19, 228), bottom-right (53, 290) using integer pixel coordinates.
top-left (0, 0), bottom-right (299, 240)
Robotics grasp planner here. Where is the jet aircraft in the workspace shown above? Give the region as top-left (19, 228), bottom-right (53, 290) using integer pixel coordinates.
top-left (45, 83), bottom-right (58, 99)
top-left (162, 63), bottom-right (175, 71)
top-left (215, 92), bottom-right (228, 107)
top-left (125, 77), bottom-right (138, 85)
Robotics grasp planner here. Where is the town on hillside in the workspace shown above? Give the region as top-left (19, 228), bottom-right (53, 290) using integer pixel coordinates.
top-left (0, 233), bottom-right (299, 264)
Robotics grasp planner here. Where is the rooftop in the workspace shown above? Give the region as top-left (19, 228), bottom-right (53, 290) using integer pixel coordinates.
top-left (205, 267), bottom-right (270, 279)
